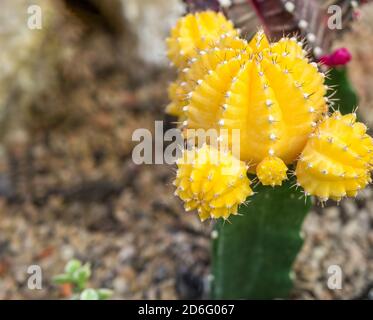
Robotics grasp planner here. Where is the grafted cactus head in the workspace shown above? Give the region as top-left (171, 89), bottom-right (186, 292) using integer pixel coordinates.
top-left (167, 11), bottom-right (373, 219)
top-left (168, 28), bottom-right (327, 185)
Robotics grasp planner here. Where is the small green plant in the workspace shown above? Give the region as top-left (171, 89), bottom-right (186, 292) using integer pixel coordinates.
top-left (53, 259), bottom-right (113, 300)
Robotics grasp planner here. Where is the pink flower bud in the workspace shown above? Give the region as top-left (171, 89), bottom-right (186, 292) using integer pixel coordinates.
top-left (319, 48), bottom-right (352, 67)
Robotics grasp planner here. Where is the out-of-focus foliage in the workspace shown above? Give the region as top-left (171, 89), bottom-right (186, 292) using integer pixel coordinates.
top-left (53, 259), bottom-right (113, 300)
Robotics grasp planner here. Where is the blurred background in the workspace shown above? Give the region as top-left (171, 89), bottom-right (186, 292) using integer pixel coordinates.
top-left (0, 0), bottom-right (372, 299)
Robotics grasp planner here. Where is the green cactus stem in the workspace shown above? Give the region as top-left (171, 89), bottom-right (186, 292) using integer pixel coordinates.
top-left (326, 67), bottom-right (358, 115)
top-left (211, 179), bottom-right (311, 299)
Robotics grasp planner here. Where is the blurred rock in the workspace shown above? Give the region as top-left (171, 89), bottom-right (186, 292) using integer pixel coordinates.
top-left (121, 0), bottom-right (184, 67)
top-left (340, 3), bottom-right (373, 127)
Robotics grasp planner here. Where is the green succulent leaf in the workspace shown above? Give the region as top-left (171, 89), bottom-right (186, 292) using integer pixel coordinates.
top-left (80, 288), bottom-right (99, 300)
top-left (53, 274), bottom-right (72, 285)
top-left (72, 263), bottom-right (91, 289)
top-left (64, 259), bottom-right (82, 275)
top-left (211, 179), bottom-right (311, 299)
top-left (97, 289), bottom-right (113, 300)
top-left (70, 293), bottom-right (80, 300)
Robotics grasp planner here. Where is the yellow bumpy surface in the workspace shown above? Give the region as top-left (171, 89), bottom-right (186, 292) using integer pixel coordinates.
top-left (167, 28), bottom-right (328, 174)
top-left (256, 156), bottom-right (288, 186)
top-left (166, 36), bottom-right (248, 118)
top-left (296, 111), bottom-right (373, 201)
top-left (166, 10), bottom-right (237, 69)
top-left (167, 11), bottom-right (373, 215)
top-left (174, 144), bottom-right (253, 221)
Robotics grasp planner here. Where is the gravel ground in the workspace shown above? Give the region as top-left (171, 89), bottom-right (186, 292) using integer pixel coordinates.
top-left (0, 164), bottom-right (210, 300)
top-left (1, 169), bottom-right (373, 300)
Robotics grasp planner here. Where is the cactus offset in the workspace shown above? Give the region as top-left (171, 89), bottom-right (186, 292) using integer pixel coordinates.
top-left (166, 10), bottom-right (238, 69)
top-left (256, 156), bottom-right (288, 186)
top-left (296, 111), bottom-right (373, 202)
top-left (174, 144), bottom-right (253, 221)
top-left (166, 36), bottom-right (248, 118)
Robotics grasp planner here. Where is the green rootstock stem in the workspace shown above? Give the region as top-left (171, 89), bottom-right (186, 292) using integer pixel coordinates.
top-left (326, 67), bottom-right (358, 115)
top-left (211, 180), bottom-right (311, 299)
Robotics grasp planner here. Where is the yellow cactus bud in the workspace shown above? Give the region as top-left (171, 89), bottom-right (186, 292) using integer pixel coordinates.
top-left (167, 29), bottom-right (327, 172)
top-left (256, 157), bottom-right (288, 186)
top-left (166, 11), bottom-right (238, 69)
top-left (174, 144), bottom-right (253, 221)
top-left (296, 111), bottom-right (373, 201)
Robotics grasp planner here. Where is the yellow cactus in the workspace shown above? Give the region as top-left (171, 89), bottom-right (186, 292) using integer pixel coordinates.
top-left (167, 28), bottom-right (327, 172)
top-left (296, 111), bottom-right (373, 201)
top-left (174, 144), bottom-right (253, 221)
top-left (166, 81), bottom-right (184, 117)
top-left (256, 157), bottom-right (288, 186)
top-left (167, 11), bottom-right (373, 220)
top-left (166, 10), bottom-right (238, 69)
